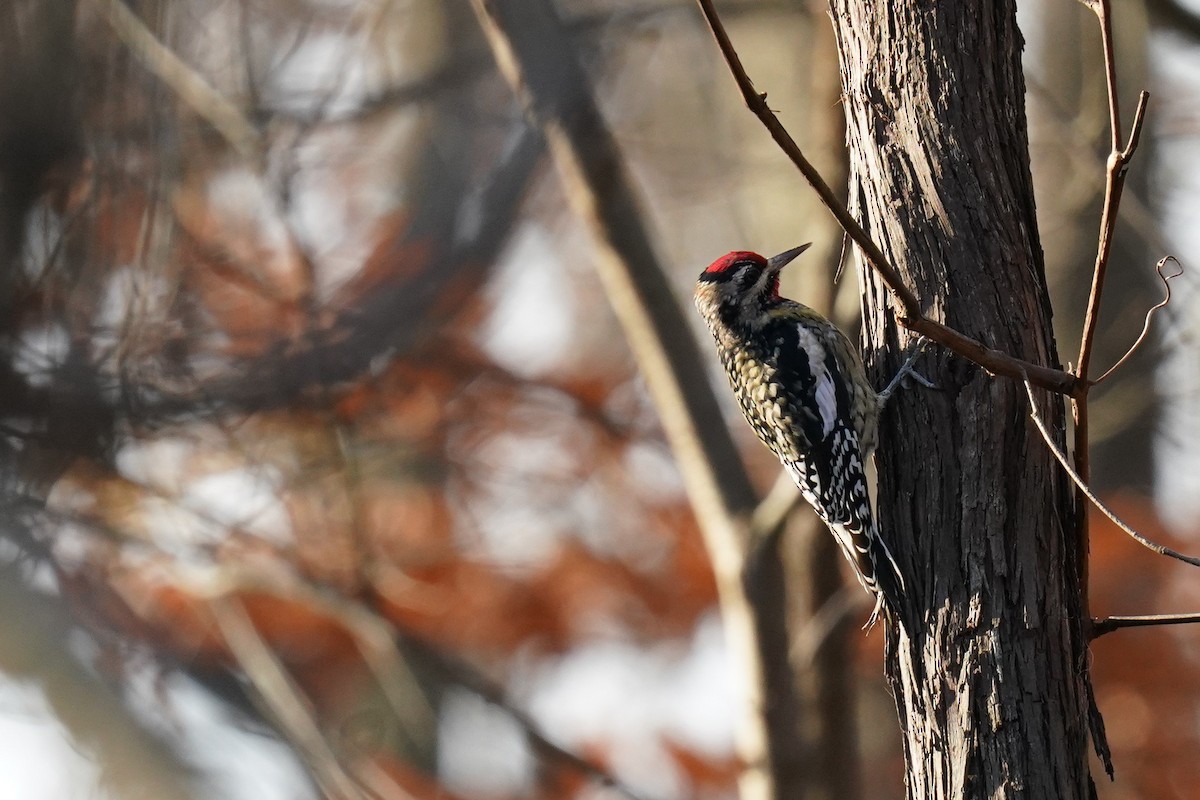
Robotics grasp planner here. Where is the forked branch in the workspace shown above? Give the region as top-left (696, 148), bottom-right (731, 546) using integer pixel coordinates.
top-left (1071, 0), bottom-right (1153, 621)
top-left (1075, 88), bottom-right (1152, 384)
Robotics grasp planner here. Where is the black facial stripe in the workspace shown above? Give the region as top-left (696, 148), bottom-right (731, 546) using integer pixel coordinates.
top-left (699, 260), bottom-right (760, 284)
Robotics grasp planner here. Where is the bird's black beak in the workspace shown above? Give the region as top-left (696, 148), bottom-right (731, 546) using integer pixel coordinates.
top-left (765, 243), bottom-right (812, 275)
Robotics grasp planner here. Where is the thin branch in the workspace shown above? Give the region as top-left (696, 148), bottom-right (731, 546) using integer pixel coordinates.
top-left (395, 634), bottom-right (659, 800)
top-left (1028, 353), bottom-right (1190, 771)
top-left (211, 598), bottom-right (371, 800)
top-left (1122, 92), bottom-right (1151, 159)
top-left (194, 570), bottom-right (651, 800)
top-left (1092, 613), bottom-right (1200, 639)
top-left (1074, 90), bottom-right (1151, 385)
top-left (1099, 0), bottom-right (1122, 152)
top-left (793, 586), bottom-right (862, 670)
top-left (98, 0), bottom-right (261, 160)
top-left (1091, 256), bottom-right (1184, 385)
top-left (1070, 0), bottom-right (1151, 636)
top-left (468, 3), bottom-right (782, 798)
top-left (692, 0), bottom-right (1079, 396)
top-left (748, 471), bottom-right (803, 543)
top-left (1072, 0), bottom-right (1151, 376)
top-left (1022, 377), bottom-right (1200, 569)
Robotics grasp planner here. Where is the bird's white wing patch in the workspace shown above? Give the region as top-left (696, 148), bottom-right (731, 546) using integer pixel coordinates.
top-left (794, 322), bottom-right (837, 437)
top-left (813, 367), bottom-right (837, 437)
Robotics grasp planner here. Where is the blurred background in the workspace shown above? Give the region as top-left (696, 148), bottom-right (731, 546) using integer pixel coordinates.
top-left (0, 0), bottom-right (1198, 798)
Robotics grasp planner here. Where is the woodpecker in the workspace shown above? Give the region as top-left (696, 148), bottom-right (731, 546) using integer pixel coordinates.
top-left (695, 244), bottom-right (922, 626)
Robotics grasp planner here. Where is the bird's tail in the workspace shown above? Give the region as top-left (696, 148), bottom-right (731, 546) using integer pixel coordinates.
top-left (820, 516), bottom-right (906, 630)
top-left (863, 534), bottom-right (905, 631)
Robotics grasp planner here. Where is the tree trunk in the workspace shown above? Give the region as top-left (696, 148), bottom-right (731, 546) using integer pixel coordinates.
top-left (828, 2), bottom-right (1097, 798)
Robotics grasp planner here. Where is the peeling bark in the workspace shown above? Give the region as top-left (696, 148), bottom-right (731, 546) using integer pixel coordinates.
top-left (828, 2), bottom-right (1096, 797)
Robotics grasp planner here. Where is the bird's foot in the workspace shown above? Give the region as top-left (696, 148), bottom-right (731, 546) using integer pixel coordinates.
top-left (879, 337), bottom-right (937, 405)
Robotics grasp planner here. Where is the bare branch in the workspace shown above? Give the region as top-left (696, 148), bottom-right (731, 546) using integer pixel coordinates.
top-left (395, 634), bottom-right (658, 800)
top-left (1122, 91), bottom-right (1150, 159)
top-left (1026, 73), bottom-right (1168, 256)
top-left (1022, 377), bottom-right (1200, 569)
top-left (468, 2), bottom-right (785, 797)
top-left (748, 471), bottom-right (803, 544)
top-left (692, 0), bottom-right (1079, 396)
top-left (195, 570), bottom-right (654, 800)
top-left (1072, 0), bottom-right (1152, 381)
top-left (98, 0), bottom-right (261, 160)
top-left (211, 598), bottom-right (371, 800)
top-left (1091, 256), bottom-right (1184, 385)
top-left (793, 587), bottom-right (863, 670)
top-left (1074, 89), bottom-right (1151, 385)
top-left (1092, 613), bottom-right (1200, 639)
top-left (1098, 1), bottom-right (1122, 152)
top-left (1070, 0), bottom-right (1152, 630)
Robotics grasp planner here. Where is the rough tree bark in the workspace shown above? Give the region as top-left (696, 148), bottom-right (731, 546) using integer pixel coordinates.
top-left (829, 2), bottom-right (1096, 798)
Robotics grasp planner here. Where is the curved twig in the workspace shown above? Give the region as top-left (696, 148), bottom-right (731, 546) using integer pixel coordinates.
top-left (1022, 376), bottom-right (1200, 568)
top-left (692, 0), bottom-right (1079, 396)
top-left (1091, 256), bottom-right (1184, 385)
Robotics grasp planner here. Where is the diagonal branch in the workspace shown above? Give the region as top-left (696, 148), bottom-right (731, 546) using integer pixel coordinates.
top-left (98, 0), bottom-right (261, 160)
top-left (1075, 88), bottom-right (1151, 383)
top-left (194, 569), bottom-right (653, 800)
top-left (1022, 377), bottom-right (1200, 570)
top-left (692, 0), bottom-right (1078, 396)
top-left (395, 633), bottom-right (659, 800)
top-left (211, 598), bottom-right (372, 800)
top-left (467, 3), bottom-right (796, 798)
